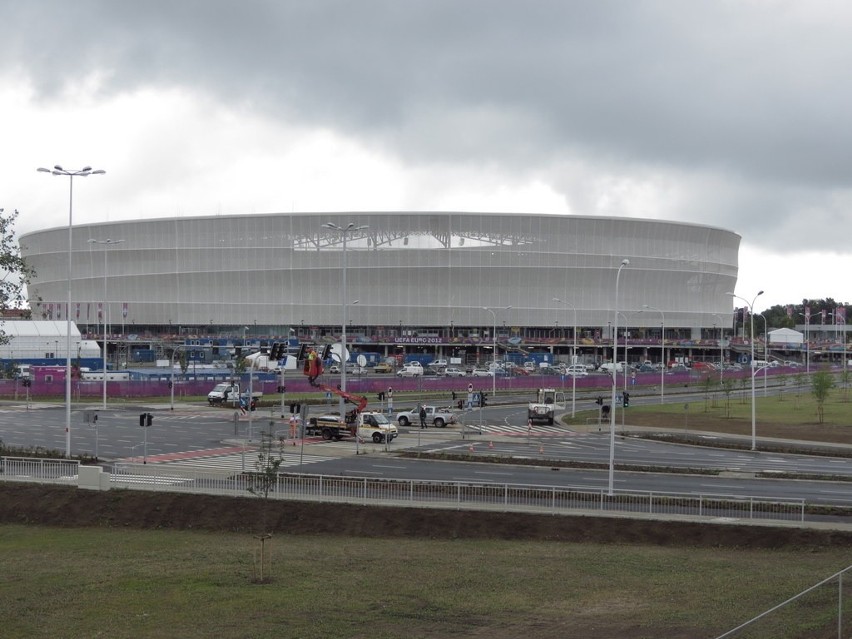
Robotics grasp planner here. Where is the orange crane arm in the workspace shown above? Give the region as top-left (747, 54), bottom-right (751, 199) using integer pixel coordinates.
top-left (315, 382), bottom-right (369, 414)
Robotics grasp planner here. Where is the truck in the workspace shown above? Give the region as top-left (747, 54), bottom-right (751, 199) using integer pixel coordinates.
top-left (307, 410), bottom-right (398, 443)
top-left (207, 382), bottom-right (263, 406)
top-left (297, 347), bottom-right (395, 443)
top-left (395, 405), bottom-right (457, 428)
top-left (527, 388), bottom-right (557, 425)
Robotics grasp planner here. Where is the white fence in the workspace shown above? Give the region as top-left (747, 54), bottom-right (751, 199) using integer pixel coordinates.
top-left (0, 456), bottom-right (810, 523)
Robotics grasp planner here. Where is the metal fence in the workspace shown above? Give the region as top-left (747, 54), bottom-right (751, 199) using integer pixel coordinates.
top-left (0, 456), bottom-right (810, 523)
top-left (106, 463), bottom-right (807, 523)
top-left (0, 457), bottom-right (80, 484)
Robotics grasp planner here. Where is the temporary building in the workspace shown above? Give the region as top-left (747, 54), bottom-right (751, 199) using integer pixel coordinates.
top-left (768, 327), bottom-right (804, 346)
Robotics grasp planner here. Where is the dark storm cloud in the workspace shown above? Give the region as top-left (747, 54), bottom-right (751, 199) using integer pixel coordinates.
top-left (4, 0), bottom-right (852, 249)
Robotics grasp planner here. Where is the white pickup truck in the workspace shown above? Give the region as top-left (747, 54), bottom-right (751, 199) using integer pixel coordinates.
top-left (207, 382), bottom-right (263, 407)
top-left (395, 405), bottom-right (457, 428)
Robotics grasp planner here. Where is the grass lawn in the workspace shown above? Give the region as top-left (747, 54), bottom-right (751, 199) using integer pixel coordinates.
top-left (1, 524), bottom-right (850, 639)
top-left (569, 386), bottom-right (852, 445)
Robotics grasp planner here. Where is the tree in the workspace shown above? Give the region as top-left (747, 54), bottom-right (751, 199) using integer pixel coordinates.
top-left (0, 208), bottom-right (33, 344)
top-left (246, 430), bottom-right (285, 584)
top-left (179, 351), bottom-right (188, 376)
top-left (810, 371), bottom-right (835, 424)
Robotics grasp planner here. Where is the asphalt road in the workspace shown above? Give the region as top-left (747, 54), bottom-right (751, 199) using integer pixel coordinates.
top-left (1, 401), bottom-right (850, 508)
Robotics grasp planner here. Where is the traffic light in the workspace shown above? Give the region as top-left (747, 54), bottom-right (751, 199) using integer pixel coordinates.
top-left (235, 346), bottom-right (242, 358)
top-left (595, 396), bottom-right (604, 406)
top-left (296, 344), bottom-right (309, 362)
top-left (140, 413), bottom-right (153, 427)
top-left (320, 344), bottom-right (332, 359)
top-left (623, 392), bottom-right (630, 408)
top-left (139, 413), bottom-right (145, 426)
top-left (277, 384), bottom-right (285, 393)
top-left (270, 342), bottom-right (284, 360)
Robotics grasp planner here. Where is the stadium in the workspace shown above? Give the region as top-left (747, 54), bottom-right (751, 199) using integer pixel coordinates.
top-left (18, 212), bottom-right (740, 367)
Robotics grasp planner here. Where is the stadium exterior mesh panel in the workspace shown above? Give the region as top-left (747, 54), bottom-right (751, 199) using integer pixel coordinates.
top-left (19, 212), bottom-right (740, 331)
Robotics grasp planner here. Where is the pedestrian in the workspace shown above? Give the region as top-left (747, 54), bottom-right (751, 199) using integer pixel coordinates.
top-left (419, 404), bottom-right (427, 429)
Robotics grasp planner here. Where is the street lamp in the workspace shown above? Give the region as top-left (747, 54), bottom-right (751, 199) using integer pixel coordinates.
top-left (482, 306), bottom-right (512, 398)
top-left (609, 259), bottom-right (629, 495)
top-left (88, 238), bottom-right (124, 410)
top-left (726, 290), bottom-right (764, 451)
top-left (758, 313), bottom-right (769, 397)
top-left (38, 165), bottom-right (106, 457)
top-left (552, 297), bottom-right (577, 417)
top-left (642, 305), bottom-right (665, 404)
top-left (323, 222), bottom-right (368, 449)
top-left (713, 314), bottom-right (726, 384)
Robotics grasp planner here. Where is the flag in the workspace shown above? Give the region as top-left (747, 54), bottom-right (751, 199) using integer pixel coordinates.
top-left (75, 302), bottom-right (80, 319)
top-left (122, 302), bottom-right (128, 318)
top-left (98, 302), bottom-right (103, 321)
top-left (837, 306), bottom-right (847, 324)
top-left (805, 306), bottom-right (811, 321)
top-left (821, 309), bottom-right (827, 324)
top-left (786, 305), bottom-right (792, 319)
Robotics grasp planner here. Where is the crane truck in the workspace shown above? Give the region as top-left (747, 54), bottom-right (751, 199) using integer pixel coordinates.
top-left (300, 346), bottom-right (397, 443)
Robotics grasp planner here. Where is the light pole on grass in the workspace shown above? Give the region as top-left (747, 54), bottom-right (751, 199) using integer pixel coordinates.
top-left (323, 222), bottom-right (368, 453)
top-left (608, 259), bottom-right (629, 495)
top-left (482, 306), bottom-right (512, 398)
top-left (726, 290), bottom-right (763, 451)
top-left (642, 305), bottom-right (665, 404)
top-left (88, 238), bottom-right (124, 410)
top-left (38, 165), bottom-right (106, 457)
top-left (758, 313), bottom-right (769, 397)
top-left (552, 297), bottom-right (577, 417)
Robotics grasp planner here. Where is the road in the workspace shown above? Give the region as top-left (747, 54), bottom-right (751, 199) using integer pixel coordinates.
top-left (1, 401), bottom-right (850, 508)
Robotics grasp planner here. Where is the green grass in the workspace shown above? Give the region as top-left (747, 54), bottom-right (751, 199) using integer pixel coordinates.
top-left (1, 525), bottom-right (849, 638)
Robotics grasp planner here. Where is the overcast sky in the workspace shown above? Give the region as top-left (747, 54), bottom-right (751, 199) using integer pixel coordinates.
top-left (3, 0), bottom-right (852, 313)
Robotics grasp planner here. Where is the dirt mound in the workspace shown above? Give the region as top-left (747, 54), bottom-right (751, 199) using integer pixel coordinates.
top-left (2, 484), bottom-right (851, 549)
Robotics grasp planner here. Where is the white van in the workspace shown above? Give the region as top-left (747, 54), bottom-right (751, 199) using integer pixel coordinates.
top-left (751, 360), bottom-right (769, 369)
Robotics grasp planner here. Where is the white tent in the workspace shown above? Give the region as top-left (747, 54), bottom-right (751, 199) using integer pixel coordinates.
top-left (768, 327), bottom-right (803, 345)
top-left (0, 320), bottom-right (98, 360)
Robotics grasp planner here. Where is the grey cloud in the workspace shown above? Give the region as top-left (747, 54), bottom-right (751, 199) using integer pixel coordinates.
top-left (5, 0), bottom-right (852, 252)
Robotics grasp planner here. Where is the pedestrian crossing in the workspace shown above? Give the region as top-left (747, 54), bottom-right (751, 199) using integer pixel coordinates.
top-left (464, 423), bottom-right (579, 437)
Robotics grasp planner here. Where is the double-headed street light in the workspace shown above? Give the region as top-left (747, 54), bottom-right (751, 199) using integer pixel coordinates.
top-left (609, 259), bottom-right (629, 495)
top-left (323, 222), bottom-right (368, 450)
top-left (38, 165), bottom-right (106, 457)
top-left (552, 297), bottom-right (577, 417)
top-left (88, 238), bottom-right (124, 410)
top-left (642, 305), bottom-right (665, 404)
top-left (482, 306), bottom-right (512, 398)
top-left (726, 290), bottom-right (764, 451)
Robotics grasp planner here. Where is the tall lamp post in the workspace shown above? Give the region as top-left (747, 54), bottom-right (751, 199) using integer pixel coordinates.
top-left (608, 259), bottom-right (629, 495)
top-left (482, 306), bottom-right (512, 398)
top-left (727, 290), bottom-right (764, 451)
top-left (552, 297), bottom-right (577, 417)
top-left (758, 313), bottom-right (769, 397)
top-left (88, 238), bottom-right (124, 410)
top-left (642, 305), bottom-right (665, 404)
top-left (713, 314), bottom-right (726, 384)
top-left (323, 222), bottom-right (368, 452)
top-left (38, 165), bottom-right (106, 457)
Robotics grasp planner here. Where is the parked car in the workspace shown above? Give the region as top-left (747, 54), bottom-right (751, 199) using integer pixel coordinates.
top-left (372, 362), bottom-right (394, 374)
top-left (564, 364), bottom-right (588, 377)
top-left (470, 368), bottom-right (493, 377)
top-left (397, 364), bottom-right (424, 377)
top-left (327, 364), bottom-right (341, 374)
top-left (444, 367), bottom-right (466, 377)
top-left (427, 359), bottom-right (448, 368)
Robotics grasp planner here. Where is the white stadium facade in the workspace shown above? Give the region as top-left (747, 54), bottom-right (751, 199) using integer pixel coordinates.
top-left (18, 212), bottom-right (740, 366)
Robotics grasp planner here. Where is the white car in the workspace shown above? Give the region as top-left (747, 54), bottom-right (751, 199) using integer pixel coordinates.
top-left (564, 364), bottom-right (588, 377)
top-left (444, 367), bottom-right (466, 377)
top-left (470, 368), bottom-right (493, 377)
top-left (428, 359), bottom-right (448, 368)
